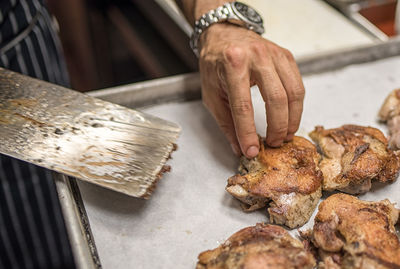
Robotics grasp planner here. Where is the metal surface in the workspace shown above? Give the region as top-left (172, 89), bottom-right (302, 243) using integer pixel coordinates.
top-left (55, 174), bottom-right (101, 269)
top-left (154, 0), bottom-right (193, 37)
top-left (88, 38), bottom-right (400, 108)
top-left (297, 36), bottom-right (400, 74)
top-left (0, 68), bottom-right (181, 198)
top-left (88, 72), bottom-right (201, 108)
top-left (348, 12), bottom-right (389, 41)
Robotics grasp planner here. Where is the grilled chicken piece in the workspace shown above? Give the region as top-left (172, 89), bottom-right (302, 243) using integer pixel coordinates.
top-left (309, 125), bottom-right (400, 194)
top-left (196, 223), bottom-right (316, 269)
top-left (226, 136), bottom-right (322, 228)
top-left (379, 88), bottom-right (400, 149)
top-left (306, 193), bottom-right (400, 269)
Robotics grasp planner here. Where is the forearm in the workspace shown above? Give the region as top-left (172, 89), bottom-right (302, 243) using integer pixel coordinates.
top-left (174, 0), bottom-right (229, 25)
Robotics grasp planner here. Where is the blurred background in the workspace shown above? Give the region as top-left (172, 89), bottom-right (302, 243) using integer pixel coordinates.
top-left (46, 0), bottom-right (197, 92)
top-left (46, 0), bottom-right (399, 92)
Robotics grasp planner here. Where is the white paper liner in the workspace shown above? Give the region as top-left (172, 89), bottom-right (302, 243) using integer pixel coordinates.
top-left (77, 56), bottom-right (400, 268)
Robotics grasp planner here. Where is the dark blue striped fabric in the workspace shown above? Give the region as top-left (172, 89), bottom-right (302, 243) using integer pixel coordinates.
top-left (0, 156), bottom-right (76, 269)
top-left (0, 0), bottom-right (69, 87)
top-left (0, 1), bottom-right (76, 268)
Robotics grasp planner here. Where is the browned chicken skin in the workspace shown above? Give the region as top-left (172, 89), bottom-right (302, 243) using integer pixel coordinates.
top-left (196, 223), bottom-right (316, 269)
top-left (304, 193), bottom-right (400, 269)
top-left (379, 89), bottom-right (400, 150)
top-left (309, 125), bottom-right (400, 194)
top-left (226, 136), bottom-right (323, 228)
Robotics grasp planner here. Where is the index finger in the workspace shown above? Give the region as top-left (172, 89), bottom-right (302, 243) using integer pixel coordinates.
top-left (224, 50), bottom-right (259, 158)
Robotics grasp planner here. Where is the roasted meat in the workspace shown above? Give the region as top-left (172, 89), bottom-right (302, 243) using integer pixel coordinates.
top-left (309, 125), bottom-right (400, 194)
top-left (226, 136), bottom-right (322, 228)
top-left (196, 223), bottom-right (316, 269)
top-left (379, 88), bottom-right (400, 149)
top-left (305, 193), bottom-right (400, 269)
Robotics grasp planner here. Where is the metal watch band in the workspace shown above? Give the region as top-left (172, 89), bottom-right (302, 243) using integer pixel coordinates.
top-left (190, 2), bottom-right (264, 57)
top-left (190, 3), bottom-right (232, 57)
top-left (194, 3), bottom-right (232, 36)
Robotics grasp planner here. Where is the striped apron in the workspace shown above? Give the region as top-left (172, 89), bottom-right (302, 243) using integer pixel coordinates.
top-left (0, 1), bottom-right (76, 268)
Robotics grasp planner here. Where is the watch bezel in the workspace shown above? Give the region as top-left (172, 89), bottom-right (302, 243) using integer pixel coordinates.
top-left (231, 1), bottom-right (264, 32)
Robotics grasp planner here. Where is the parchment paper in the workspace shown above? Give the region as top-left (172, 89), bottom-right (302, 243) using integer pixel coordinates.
top-left (77, 56), bottom-right (400, 269)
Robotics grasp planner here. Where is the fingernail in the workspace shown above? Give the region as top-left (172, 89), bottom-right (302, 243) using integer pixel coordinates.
top-left (246, 146), bottom-right (259, 158)
top-left (231, 144), bottom-right (241, 156)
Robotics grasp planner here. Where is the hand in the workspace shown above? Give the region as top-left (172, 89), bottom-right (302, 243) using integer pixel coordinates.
top-left (198, 23), bottom-right (305, 158)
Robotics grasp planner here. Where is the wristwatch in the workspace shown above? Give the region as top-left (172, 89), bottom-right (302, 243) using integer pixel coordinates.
top-left (190, 1), bottom-right (265, 57)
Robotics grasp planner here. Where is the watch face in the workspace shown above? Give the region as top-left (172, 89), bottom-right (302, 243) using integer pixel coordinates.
top-left (234, 2), bottom-right (263, 24)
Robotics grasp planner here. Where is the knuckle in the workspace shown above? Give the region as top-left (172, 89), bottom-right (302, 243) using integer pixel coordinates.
top-left (271, 125), bottom-right (288, 137)
top-left (250, 41), bottom-right (267, 56)
top-left (238, 128), bottom-right (257, 140)
top-left (268, 89), bottom-right (287, 106)
top-left (288, 86), bottom-right (305, 103)
top-left (224, 46), bottom-right (246, 67)
top-left (231, 100), bottom-right (253, 115)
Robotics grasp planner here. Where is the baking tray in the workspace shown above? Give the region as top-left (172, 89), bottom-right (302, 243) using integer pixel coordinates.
top-left (56, 38), bottom-right (400, 268)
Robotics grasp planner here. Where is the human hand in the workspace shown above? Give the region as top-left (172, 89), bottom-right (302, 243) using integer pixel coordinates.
top-left (198, 23), bottom-right (305, 158)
